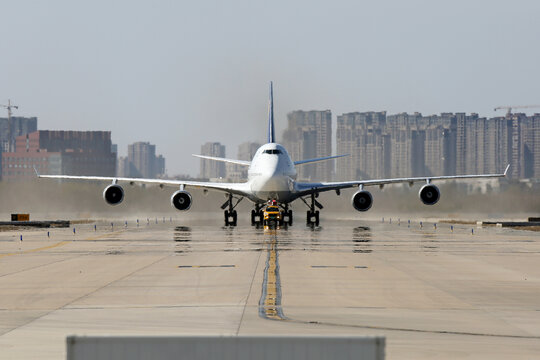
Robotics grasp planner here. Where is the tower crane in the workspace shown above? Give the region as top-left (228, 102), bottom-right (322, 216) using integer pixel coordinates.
top-left (1, 100), bottom-right (19, 152)
top-left (494, 105), bottom-right (540, 118)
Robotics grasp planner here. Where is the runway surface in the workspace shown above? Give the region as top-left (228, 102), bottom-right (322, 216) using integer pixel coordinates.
top-left (0, 216), bottom-right (539, 359)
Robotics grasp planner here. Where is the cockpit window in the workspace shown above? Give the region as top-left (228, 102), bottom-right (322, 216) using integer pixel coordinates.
top-left (263, 149), bottom-right (282, 154)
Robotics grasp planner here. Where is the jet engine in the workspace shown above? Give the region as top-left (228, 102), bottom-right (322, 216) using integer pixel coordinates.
top-left (171, 190), bottom-right (192, 211)
top-left (103, 184), bottom-right (124, 205)
top-left (419, 184), bottom-right (440, 205)
top-left (351, 190), bottom-right (373, 212)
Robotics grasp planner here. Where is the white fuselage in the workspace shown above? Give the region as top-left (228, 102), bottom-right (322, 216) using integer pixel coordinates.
top-left (247, 143), bottom-right (297, 203)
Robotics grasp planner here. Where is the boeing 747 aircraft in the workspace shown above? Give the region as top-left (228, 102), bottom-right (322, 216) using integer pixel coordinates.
top-left (37, 83), bottom-right (509, 226)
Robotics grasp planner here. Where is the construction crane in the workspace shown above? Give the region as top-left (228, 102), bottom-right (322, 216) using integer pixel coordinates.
top-left (494, 105), bottom-right (540, 118)
top-left (1, 99), bottom-right (19, 152)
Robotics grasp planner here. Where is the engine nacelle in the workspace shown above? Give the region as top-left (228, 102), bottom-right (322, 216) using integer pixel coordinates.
top-left (351, 190), bottom-right (373, 212)
top-left (171, 190), bottom-right (192, 211)
top-left (419, 184), bottom-right (440, 205)
top-left (103, 184), bottom-right (124, 205)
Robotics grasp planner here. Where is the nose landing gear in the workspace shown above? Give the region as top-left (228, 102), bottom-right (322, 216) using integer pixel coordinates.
top-left (252, 200), bottom-right (294, 228)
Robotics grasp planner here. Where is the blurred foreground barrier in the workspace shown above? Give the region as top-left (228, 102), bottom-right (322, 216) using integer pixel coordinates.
top-left (67, 335), bottom-right (385, 360)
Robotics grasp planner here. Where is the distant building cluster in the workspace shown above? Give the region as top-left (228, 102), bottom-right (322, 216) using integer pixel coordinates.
top-left (225, 142), bottom-right (260, 182)
top-left (2, 107), bottom-right (538, 183)
top-left (1, 130), bottom-right (116, 181)
top-left (200, 110), bottom-right (539, 182)
top-left (199, 141), bottom-right (260, 181)
top-left (335, 112), bottom-right (540, 181)
top-left (282, 110), bottom-right (333, 181)
top-left (199, 142), bottom-right (226, 180)
top-left (117, 142), bottom-right (165, 178)
top-left (0, 116), bottom-right (166, 181)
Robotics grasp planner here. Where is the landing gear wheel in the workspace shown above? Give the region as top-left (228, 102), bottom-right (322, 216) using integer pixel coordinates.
top-left (251, 210), bottom-right (256, 226)
top-left (251, 209), bottom-right (263, 226)
top-left (288, 210), bottom-right (293, 226)
top-left (306, 210), bottom-right (319, 226)
top-left (224, 210), bottom-right (237, 226)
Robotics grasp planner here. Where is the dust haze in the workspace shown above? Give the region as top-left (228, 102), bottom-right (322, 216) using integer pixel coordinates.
top-left (0, 180), bottom-right (537, 222)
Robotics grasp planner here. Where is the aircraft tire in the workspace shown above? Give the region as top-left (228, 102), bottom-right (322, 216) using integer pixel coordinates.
top-left (251, 210), bottom-right (256, 226)
top-left (288, 210), bottom-right (293, 226)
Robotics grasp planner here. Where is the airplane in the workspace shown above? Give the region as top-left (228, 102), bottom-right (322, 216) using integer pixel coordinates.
top-left (37, 82), bottom-right (510, 226)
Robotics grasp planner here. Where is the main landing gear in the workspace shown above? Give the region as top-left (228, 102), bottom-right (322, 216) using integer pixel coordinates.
top-left (282, 204), bottom-right (293, 226)
top-left (251, 204), bottom-right (263, 226)
top-left (222, 193), bottom-right (243, 226)
top-left (302, 193), bottom-right (323, 226)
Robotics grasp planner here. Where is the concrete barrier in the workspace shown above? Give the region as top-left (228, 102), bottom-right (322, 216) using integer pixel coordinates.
top-left (67, 335), bottom-right (385, 360)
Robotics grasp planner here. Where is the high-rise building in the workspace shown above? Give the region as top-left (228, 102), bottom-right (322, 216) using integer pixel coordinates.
top-left (0, 116), bottom-right (38, 179)
top-left (509, 113), bottom-right (527, 179)
top-left (533, 114), bottom-right (540, 179)
top-left (0, 116), bottom-right (38, 152)
top-left (155, 155), bottom-right (166, 177)
top-left (386, 113), bottom-right (427, 177)
top-left (200, 142), bottom-right (226, 179)
top-left (424, 126), bottom-right (445, 176)
top-left (226, 142), bottom-right (260, 181)
top-left (238, 142), bottom-right (260, 161)
top-left (125, 142), bottom-right (166, 178)
top-left (117, 156), bottom-right (129, 177)
top-left (455, 112), bottom-right (466, 175)
top-left (336, 112), bottom-right (389, 180)
top-left (282, 110), bottom-right (332, 181)
top-left (483, 117), bottom-right (510, 175)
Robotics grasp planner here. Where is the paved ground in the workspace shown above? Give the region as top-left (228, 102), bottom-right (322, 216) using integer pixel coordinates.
top-left (0, 216), bottom-right (539, 359)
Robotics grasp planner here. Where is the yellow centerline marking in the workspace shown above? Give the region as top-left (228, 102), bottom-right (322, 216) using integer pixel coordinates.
top-left (261, 239), bottom-right (285, 320)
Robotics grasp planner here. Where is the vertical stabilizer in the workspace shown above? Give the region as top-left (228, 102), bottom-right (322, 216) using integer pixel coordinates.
top-left (268, 81), bottom-right (275, 143)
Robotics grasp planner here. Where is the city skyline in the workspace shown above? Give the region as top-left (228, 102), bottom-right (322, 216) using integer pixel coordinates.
top-left (2, 107), bottom-right (538, 181)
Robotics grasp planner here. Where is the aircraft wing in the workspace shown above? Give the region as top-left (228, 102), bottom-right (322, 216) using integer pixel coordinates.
top-left (294, 154), bottom-right (348, 165)
top-left (192, 154), bottom-right (251, 166)
top-left (36, 173), bottom-right (252, 198)
top-left (294, 165), bottom-right (510, 197)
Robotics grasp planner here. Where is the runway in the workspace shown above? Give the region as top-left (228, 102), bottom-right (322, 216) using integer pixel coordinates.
top-left (0, 216), bottom-right (539, 359)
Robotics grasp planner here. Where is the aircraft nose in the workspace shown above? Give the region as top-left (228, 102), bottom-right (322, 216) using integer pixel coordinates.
top-left (261, 159), bottom-right (280, 176)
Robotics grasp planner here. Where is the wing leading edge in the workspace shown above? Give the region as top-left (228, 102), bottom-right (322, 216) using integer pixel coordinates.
top-left (192, 154), bottom-right (251, 166)
top-left (36, 173), bottom-right (253, 199)
top-left (294, 154), bottom-right (349, 165)
top-left (294, 164), bottom-right (510, 197)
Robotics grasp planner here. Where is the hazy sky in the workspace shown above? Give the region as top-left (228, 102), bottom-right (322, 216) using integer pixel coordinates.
top-left (1, 1), bottom-right (539, 176)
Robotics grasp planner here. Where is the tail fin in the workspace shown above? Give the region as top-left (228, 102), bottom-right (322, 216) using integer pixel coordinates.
top-left (268, 81), bottom-right (275, 143)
